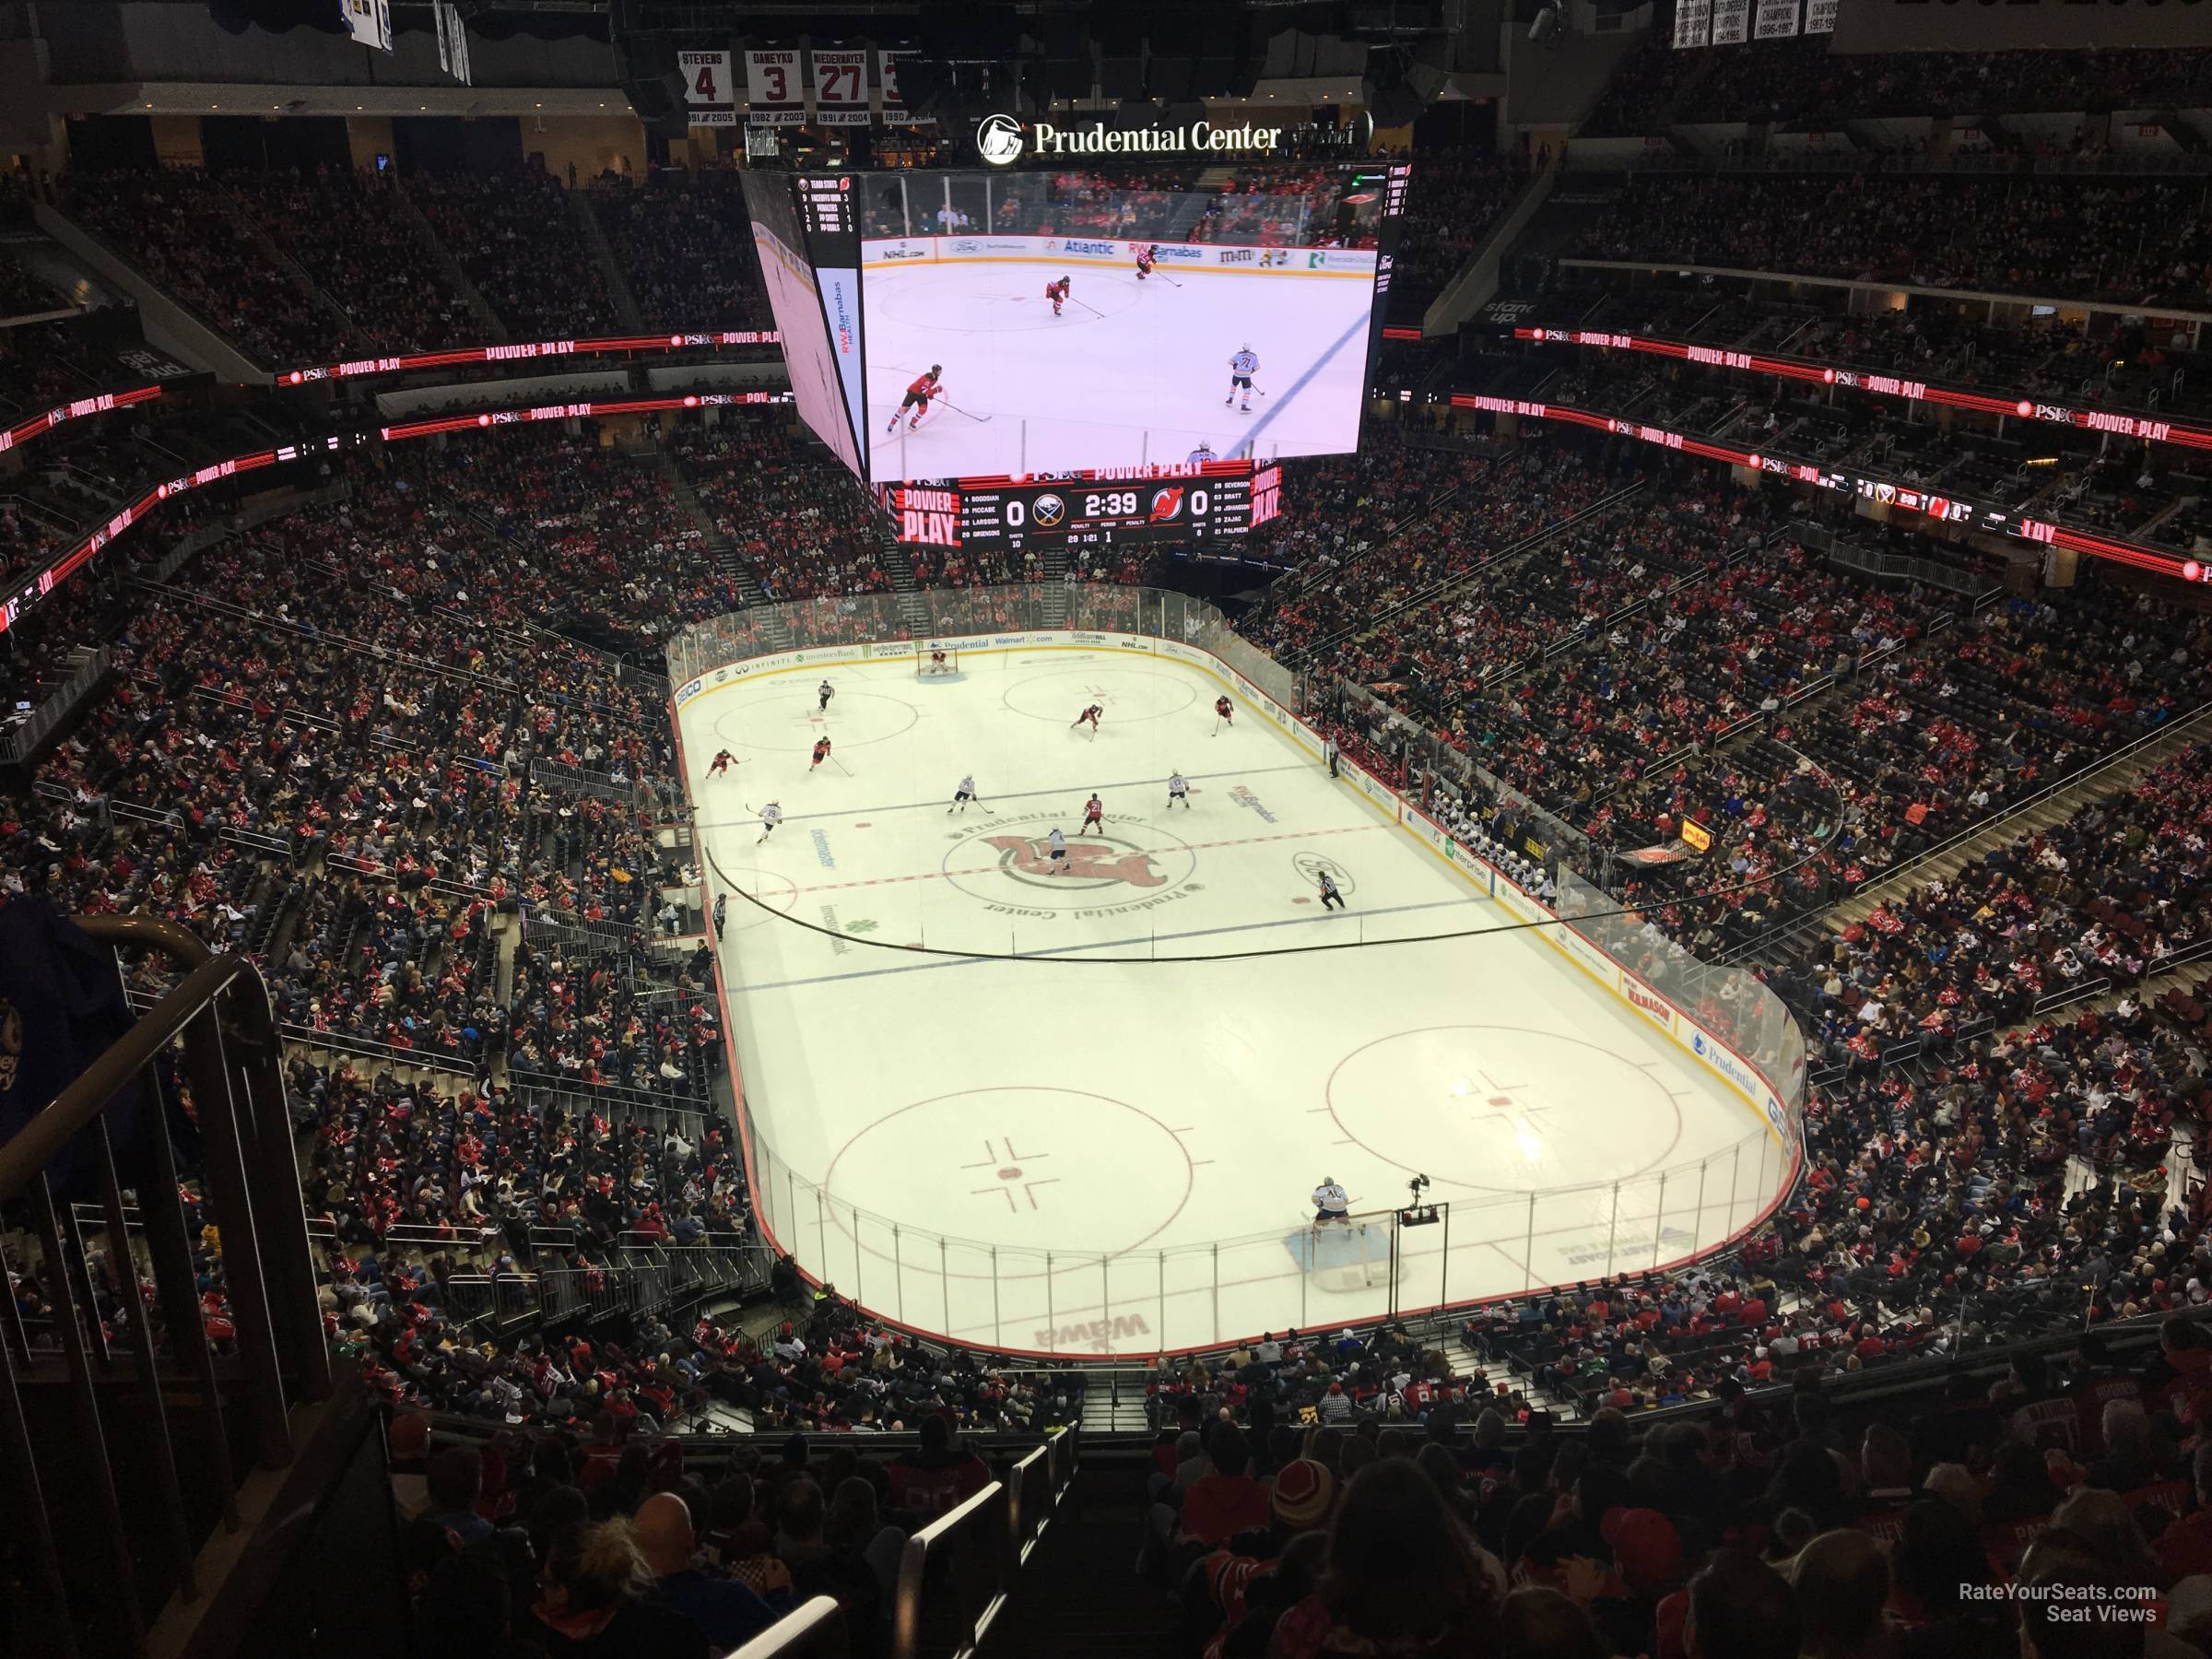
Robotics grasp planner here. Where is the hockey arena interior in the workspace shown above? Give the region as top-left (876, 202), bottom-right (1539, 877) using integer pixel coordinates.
top-left (3, 2), bottom-right (2212, 1655)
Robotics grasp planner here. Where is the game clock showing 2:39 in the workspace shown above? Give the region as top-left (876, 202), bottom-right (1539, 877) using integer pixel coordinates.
top-left (951, 471), bottom-right (1259, 551)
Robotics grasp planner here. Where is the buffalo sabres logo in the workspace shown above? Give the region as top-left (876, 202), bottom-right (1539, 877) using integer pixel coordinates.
top-left (986, 834), bottom-right (1165, 888)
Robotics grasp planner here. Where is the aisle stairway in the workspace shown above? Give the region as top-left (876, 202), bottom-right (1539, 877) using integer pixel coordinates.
top-left (979, 1484), bottom-right (1178, 1659)
top-left (396, 185), bottom-right (508, 342)
top-left (571, 188), bottom-right (645, 330)
top-left (646, 450), bottom-right (793, 645)
top-left (1821, 703), bottom-right (2212, 931)
top-left (875, 525), bottom-right (934, 636)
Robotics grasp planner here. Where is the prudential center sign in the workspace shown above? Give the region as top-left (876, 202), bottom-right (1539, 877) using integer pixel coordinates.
top-left (975, 112), bottom-right (1288, 164)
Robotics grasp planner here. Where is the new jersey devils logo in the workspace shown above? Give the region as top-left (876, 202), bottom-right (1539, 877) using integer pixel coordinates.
top-left (985, 834), bottom-right (1166, 887)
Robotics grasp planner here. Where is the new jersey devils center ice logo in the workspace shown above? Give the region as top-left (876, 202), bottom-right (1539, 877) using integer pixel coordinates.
top-left (987, 834), bottom-right (1166, 888)
top-left (975, 113), bottom-right (1025, 166)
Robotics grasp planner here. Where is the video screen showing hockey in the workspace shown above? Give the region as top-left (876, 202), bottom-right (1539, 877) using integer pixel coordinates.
top-left (860, 163), bottom-right (1402, 481)
top-left (739, 168), bottom-right (866, 477)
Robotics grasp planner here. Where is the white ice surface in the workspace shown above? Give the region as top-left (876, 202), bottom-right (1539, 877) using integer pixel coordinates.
top-left (685, 652), bottom-right (1790, 1356)
top-left (863, 265), bottom-right (1375, 480)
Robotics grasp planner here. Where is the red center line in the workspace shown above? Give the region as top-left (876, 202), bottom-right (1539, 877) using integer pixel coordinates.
top-left (790, 822), bottom-right (1389, 896)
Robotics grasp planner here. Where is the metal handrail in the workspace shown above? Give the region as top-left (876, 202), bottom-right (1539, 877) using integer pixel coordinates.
top-left (0, 910), bottom-right (330, 1657)
top-left (729, 1595), bottom-right (847, 1659)
top-left (890, 1479), bottom-right (1013, 1659)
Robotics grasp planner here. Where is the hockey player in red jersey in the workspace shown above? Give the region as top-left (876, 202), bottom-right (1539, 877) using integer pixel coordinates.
top-left (707, 748), bottom-right (735, 777)
top-left (1081, 793), bottom-right (1104, 830)
top-left (1045, 276), bottom-right (1072, 317)
top-left (886, 365), bottom-right (944, 433)
top-left (1071, 704), bottom-right (1103, 735)
top-left (1135, 244), bottom-right (1155, 280)
top-left (810, 736), bottom-right (832, 771)
top-left (1213, 695), bottom-right (1234, 735)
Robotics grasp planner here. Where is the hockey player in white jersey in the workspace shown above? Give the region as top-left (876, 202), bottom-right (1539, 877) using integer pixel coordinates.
top-left (755, 801), bottom-right (783, 845)
top-left (1166, 771), bottom-right (1191, 809)
top-left (1226, 347), bottom-right (1260, 412)
top-left (948, 773), bottom-right (982, 813)
top-left (1312, 1177), bottom-right (1350, 1224)
top-left (1186, 442), bottom-right (1217, 465)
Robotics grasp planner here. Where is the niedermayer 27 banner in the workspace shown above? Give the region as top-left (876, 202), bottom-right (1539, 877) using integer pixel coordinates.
top-left (811, 48), bottom-right (870, 126)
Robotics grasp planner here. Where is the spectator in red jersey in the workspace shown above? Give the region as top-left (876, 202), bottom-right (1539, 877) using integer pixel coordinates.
top-left (885, 1414), bottom-right (989, 1523)
top-left (1173, 1425), bottom-right (1272, 1552)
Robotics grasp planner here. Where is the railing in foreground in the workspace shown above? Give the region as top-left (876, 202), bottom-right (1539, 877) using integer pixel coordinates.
top-left (732, 1596), bottom-right (849, 1659)
top-left (893, 1481), bottom-right (1013, 1659)
top-left (0, 912), bottom-right (336, 1659)
top-left (720, 1427), bottom-right (1075, 1659)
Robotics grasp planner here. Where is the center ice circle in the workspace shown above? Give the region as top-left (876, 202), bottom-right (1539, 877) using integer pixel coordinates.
top-left (708, 685), bottom-right (917, 752)
top-left (1326, 1025), bottom-right (1683, 1194)
top-left (1002, 665), bottom-right (1199, 724)
top-left (823, 1087), bottom-right (1192, 1256)
top-left (939, 816), bottom-right (1200, 912)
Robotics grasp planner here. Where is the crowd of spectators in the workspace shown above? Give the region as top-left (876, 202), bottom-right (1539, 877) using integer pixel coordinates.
top-left (668, 415), bottom-right (893, 600)
top-left (1574, 172), bottom-right (2212, 310)
top-left (410, 168), bottom-right (617, 342)
top-left (1389, 147), bottom-right (1537, 308)
top-left (65, 167), bottom-right (340, 365)
top-left (590, 170), bottom-right (771, 332)
top-left (1586, 38), bottom-right (2212, 135)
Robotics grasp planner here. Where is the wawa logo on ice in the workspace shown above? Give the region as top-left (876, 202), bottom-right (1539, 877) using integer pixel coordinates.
top-left (986, 835), bottom-right (1166, 887)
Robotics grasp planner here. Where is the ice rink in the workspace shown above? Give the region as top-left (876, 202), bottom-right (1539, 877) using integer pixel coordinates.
top-left (862, 262), bottom-right (1376, 479)
top-left (683, 648), bottom-right (1793, 1357)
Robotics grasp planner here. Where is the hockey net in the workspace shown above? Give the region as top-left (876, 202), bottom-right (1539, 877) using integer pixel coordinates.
top-left (915, 644), bottom-right (960, 677)
top-left (1295, 1208), bottom-right (1401, 1292)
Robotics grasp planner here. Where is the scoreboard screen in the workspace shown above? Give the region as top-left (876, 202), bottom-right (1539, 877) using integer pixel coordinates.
top-left (887, 459), bottom-right (1281, 552)
top-left (746, 150), bottom-right (1408, 487)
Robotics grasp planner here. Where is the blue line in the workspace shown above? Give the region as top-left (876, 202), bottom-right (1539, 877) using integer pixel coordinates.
top-left (705, 760), bottom-right (1316, 830)
top-left (724, 895), bottom-right (1483, 994)
top-left (1236, 304), bottom-right (1371, 459)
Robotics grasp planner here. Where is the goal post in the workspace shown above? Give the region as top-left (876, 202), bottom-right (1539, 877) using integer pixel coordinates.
top-left (1290, 1207), bottom-right (1402, 1292)
top-left (914, 644), bottom-right (960, 677)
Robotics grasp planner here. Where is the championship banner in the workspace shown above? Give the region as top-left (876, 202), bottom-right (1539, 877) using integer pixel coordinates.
top-left (1712, 0), bottom-right (1752, 44)
top-left (1672, 0), bottom-right (1713, 47)
top-left (1754, 0), bottom-right (1803, 38)
top-left (811, 48), bottom-right (870, 126)
top-left (682, 51), bottom-right (736, 126)
top-left (746, 49), bottom-right (805, 125)
top-left (877, 49), bottom-right (930, 126)
top-left (1802, 0), bottom-right (1837, 30)
top-left (434, 1), bottom-right (472, 85)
